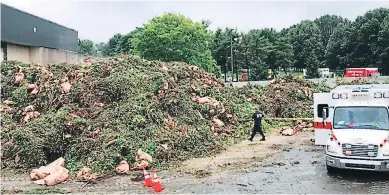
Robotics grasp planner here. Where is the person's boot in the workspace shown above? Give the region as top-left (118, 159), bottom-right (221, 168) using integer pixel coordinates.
top-left (260, 137), bottom-right (266, 141)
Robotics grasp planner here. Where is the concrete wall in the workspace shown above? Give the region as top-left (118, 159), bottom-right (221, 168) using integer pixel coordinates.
top-left (7, 43), bottom-right (30, 63)
top-left (0, 48), bottom-right (3, 62)
top-left (29, 47), bottom-right (43, 64)
top-left (4, 42), bottom-right (85, 65)
top-left (48, 48), bottom-right (67, 64)
top-left (66, 51), bottom-right (80, 64)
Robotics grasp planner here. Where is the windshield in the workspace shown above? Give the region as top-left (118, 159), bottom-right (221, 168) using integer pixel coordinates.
top-left (333, 106), bottom-right (389, 130)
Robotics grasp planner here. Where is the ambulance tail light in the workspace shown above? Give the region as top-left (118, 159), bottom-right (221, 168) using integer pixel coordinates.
top-left (332, 93), bottom-right (348, 99)
top-left (374, 92), bottom-right (382, 98)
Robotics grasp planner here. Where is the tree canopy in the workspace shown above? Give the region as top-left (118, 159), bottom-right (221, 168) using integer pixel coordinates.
top-left (78, 39), bottom-right (95, 56)
top-left (80, 8), bottom-right (389, 79)
top-left (131, 13), bottom-right (220, 75)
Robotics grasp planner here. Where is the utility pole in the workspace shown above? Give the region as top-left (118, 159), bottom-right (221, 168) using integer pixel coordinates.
top-left (224, 60), bottom-right (228, 82)
top-left (230, 32), bottom-right (234, 82)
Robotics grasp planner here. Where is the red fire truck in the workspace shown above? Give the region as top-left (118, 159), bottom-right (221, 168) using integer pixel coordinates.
top-left (345, 68), bottom-right (380, 78)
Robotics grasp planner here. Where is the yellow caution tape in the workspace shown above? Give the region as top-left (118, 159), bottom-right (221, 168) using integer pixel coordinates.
top-left (264, 118), bottom-right (314, 121)
top-left (239, 117), bottom-right (314, 123)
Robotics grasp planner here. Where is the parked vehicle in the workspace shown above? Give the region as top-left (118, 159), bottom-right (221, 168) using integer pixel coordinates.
top-left (345, 68), bottom-right (380, 78)
top-left (313, 84), bottom-right (389, 173)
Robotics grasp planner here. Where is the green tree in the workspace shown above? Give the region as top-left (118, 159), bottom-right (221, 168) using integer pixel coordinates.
top-left (78, 39), bottom-right (95, 56)
top-left (314, 15), bottom-right (346, 49)
top-left (258, 28), bottom-right (278, 73)
top-left (132, 13), bottom-right (220, 75)
top-left (201, 19), bottom-right (212, 28)
top-left (240, 29), bottom-right (272, 80)
top-left (288, 20), bottom-right (325, 77)
top-left (274, 34), bottom-right (294, 74)
top-left (94, 42), bottom-right (107, 57)
top-left (117, 28), bottom-right (143, 55)
top-left (377, 15), bottom-right (389, 74)
top-left (103, 34), bottom-right (123, 56)
top-left (346, 8), bottom-right (389, 72)
top-left (325, 20), bottom-right (353, 70)
top-left (211, 28), bottom-right (240, 79)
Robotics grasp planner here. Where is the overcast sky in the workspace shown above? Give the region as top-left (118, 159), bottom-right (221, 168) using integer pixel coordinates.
top-left (2, 0), bottom-right (388, 43)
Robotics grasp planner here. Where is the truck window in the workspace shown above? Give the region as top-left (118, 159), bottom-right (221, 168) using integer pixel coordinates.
top-left (317, 104), bottom-right (329, 118)
top-left (333, 106), bottom-right (389, 130)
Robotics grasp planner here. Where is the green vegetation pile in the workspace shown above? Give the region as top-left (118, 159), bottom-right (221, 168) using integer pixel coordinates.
top-left (1, 56), bottom-right (260, 173)
top-left (259, 76), bottom-right (331, 118)
top-left (0, 56), bottom-right (333, 173)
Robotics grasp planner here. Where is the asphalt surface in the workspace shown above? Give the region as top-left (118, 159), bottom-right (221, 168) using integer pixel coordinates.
top-left (163, 145), bottom-right (389, 194)
top-left (2, 142), bottom-right (388, 194)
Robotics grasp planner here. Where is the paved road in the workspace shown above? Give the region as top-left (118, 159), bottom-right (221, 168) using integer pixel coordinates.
top-left (2, 137), bottom-right (388, 194)
top-left (163, 145), bottom-right (389, 194)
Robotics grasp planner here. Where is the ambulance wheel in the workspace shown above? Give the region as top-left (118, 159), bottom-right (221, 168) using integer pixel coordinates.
top-left (326, 164), bottom-right (338, 174)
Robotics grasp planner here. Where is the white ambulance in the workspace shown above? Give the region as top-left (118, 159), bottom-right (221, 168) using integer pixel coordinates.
top-left (313, 84), bottom-right (389, 173)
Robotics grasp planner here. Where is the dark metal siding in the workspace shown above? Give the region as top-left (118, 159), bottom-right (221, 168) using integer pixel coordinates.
top-left (1, 3), bottom-right (78, 52)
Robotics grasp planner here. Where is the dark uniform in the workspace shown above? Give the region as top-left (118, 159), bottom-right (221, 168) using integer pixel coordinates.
top-left (249, 111), bottom-right (265, 141)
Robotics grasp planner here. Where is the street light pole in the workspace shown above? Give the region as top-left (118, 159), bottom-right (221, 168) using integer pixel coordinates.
top-left (230, 33), bottom-right (234, 82)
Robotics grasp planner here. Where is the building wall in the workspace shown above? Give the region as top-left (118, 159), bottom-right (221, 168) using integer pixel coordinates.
top-left (0, 48), bottom-right (4, 62)
top-left (48, 48), bottom-right (67, 64)
top-left (1, 3), bottom-right (78, 52)
top-left (29, 47), bottom-right (43, 64)
top-left (66, 51), bottom-right (81, 64)
top-left (7, 43), bottom-right (30, 63)
top-left (5, 42), bottom-right (85, 65)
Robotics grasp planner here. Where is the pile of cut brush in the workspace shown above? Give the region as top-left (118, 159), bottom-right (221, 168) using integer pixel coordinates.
top-left (0, 55), bottom-right (258, 173)
top-left (260, 76), bottom-right (331, 118)
top-left (279, 120), bottom-right (314, 136)
top-left (334, 77), bottom-right (381, 86)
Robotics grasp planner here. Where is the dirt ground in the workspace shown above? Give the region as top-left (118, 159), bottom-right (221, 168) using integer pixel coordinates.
top-left (176, 131), bottom-right (313, 175)
top-left (2, 131), bottom-right (388, 194)
top-left (1, 131), bottom-right (312, 194)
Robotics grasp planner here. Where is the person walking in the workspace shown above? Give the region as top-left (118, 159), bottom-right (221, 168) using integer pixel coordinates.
top-left (249, 111), bottom-right (265, 142)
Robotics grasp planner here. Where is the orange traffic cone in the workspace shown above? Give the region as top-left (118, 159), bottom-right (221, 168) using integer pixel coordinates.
top-left (143, 168), bottom-right (153, 187)
top-left (152, 170), bottom-right (164, 193)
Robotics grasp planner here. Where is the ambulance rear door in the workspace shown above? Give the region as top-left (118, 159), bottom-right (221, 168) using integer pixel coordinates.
top-left (313, 93), bottom-right (332, 145)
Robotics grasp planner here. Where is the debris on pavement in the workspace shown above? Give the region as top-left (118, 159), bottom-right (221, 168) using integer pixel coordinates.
top-left (279, 120), bottom-right (313, 136)
top-left (115, 160), bottom-right (130, 174)
top-left (132, 149), bottom-right (153, 171)
top-left (30, 157), bottom-right (70, 186)
top-left (76, 167), bottom-right (105, 184)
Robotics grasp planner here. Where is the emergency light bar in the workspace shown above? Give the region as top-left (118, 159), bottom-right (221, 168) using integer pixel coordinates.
top-left (332, 92), bottom-right (389, 99)
top-left (332, 93), bottom-right (348, 99)
top-left (374, 92), bottom-right (389, 99)
top-left (374, 92), bottom-right (382, 98)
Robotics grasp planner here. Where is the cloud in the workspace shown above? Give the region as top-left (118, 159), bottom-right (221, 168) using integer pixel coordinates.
top-left (2, 0), bottom-right (388, 43)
